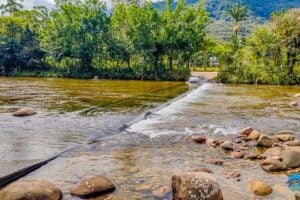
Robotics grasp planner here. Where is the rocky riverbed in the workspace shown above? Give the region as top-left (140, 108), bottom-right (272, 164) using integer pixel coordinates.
top-left (0, 80), bottom-right (299, 199)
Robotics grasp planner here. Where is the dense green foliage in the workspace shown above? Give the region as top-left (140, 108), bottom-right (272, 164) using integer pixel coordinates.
top-left (218, 9), bottom-right (300, 85)
top-left (0, 0), bottom-right (211, 80)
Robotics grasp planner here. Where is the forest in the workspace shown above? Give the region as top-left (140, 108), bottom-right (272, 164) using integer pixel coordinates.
top-left (0, 0), bottom-right (299, 84)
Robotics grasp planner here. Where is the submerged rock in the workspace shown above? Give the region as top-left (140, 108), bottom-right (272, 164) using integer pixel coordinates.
top-left (261, 159), bottom-right (286, 172)
top-left (0, 180), bottom-right (62, 200)
top-left (12, 107), bottom-right (37, 117)
top-left (282, 150), bottom-right (300, 168)
top-left (258, 135), bottom-right (274, 147)
top-left (290, 101), bottom-right (298, 107)
top-left (226, 171), bottom-right (241, 180)
top-left (220, 141), bottom-right (234, 151)
top-left (192, 136), bottom-right (206, 144)
top-left (172, 172), bottom-right (223, 200)
top-left (152, 185), bottom-right (171, 199)
top-left (238, 127), bottom-right (253, 137)
top-left (193, 168), bottom-right (213, 173)
top-left (206, 138), bottom-right (221, 148)
top-left (250, 180), bottom-right (272, 196)
top-left (70, 175), bottom-right (115, 197)
top-left (204, 158), bottom-right (224, 165)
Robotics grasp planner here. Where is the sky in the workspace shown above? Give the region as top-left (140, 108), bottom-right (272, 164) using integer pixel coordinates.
top-left (0, 0), bottom-right (55, 9)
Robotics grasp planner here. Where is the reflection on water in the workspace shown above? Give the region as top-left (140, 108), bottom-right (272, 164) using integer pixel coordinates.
top-left (22, 83), bottom-right (299, 199)
top-left (0, 77), bottom-right (188, 176)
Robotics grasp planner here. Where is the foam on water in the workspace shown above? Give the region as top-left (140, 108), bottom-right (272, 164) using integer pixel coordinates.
top-left (127, 83), bottom-right (229, 138)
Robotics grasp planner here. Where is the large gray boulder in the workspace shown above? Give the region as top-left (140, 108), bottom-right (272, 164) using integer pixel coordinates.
top-left (0, 180), bottom-right (62, 200)
top-left (172, 172), bottom-right (223, 200)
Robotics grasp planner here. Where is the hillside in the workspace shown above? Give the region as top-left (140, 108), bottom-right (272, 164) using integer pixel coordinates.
top-left (153, 0), bottom-right (300, 40)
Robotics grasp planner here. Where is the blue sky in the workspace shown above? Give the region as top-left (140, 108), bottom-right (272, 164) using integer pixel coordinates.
top-left (0, 0), bottom-right (55, 9)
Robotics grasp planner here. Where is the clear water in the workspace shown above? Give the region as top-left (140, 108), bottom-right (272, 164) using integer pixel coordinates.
top-left (1, 78), bottom-right (300, 199)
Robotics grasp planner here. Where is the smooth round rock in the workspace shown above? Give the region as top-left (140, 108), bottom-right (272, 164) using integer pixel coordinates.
top-left (0, 180), bottom-right (62, 200)
top-left (70, 175), bottom-right (115, 197)
top-left (12, 107), bottom-right (37, 117)
top-left (172, 172), bottom-right (223, 200)
top-left (250, 180), bottom-right (273, 196)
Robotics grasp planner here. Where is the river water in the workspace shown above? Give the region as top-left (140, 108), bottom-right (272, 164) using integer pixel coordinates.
top-left (0, 78), bottom-right (300, 199)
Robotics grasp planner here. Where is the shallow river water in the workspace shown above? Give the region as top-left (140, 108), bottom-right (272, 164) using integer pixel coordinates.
top-left (0, 78), bottom-right (300, 199)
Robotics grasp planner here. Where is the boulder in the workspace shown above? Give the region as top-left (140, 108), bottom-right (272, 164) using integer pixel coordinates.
top-left (220, 141), bottom-right (234, 151)
top-left (258, 135), bottom-right (274, 147)
top-left (231, 151), bottom-right (244, 159)
top-left (282, 150), bottom-right (300, 168)
top-left (0, 180), bottom-right (62, 200)
top-left (295, 93), bottom-right (300, 98)
top-left (239, 127), bottom-right (253, 137)
top-left (12, 107), bottom-right (37, 117)
top-left (250, 180), bottom-right (272, 196)
top-left (248, 130), bottom-right (260, 140)
top-left (70, 175), bottom-right (115, 197)
top-left (152, 186), bottom-right (171, 199)
top-left (192, 136), bottom-right (206, 144)
top-left (290, 101), bottom-right (298, 107)
top-left (260, 159), bottom-right (286, 172)
top-left (276, 134), bottom-right (294, 142)
top-left (172, 172), bottom-right (223, 200)
top-left (264, 147), bottom-right (284, 158)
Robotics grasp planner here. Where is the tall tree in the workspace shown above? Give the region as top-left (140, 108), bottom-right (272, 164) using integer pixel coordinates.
top-left (227, 1), bottom-right (248, 37)
top-left (0, 0), bottom-right (23, 15)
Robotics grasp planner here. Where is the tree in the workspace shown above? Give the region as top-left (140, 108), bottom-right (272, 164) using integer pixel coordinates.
top-left (0, 0), bottom-right (23, 15)
top-left (227, 1), bottom-right (248, 38)
top-left (41, 0), bottom-right (109, 73)
top-left (271, 8), bottom-right (300, 80)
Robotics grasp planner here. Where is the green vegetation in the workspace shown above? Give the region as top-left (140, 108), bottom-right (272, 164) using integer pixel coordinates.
top-left (0, 0), bottom-right (299, 85)
top-left (0, 0), bottom-right (211, 81)
top-left (219, 8), bottom-right (300, 85)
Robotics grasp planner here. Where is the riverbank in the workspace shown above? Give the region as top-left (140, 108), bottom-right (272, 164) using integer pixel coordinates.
top-left (1, 82), bottom-right (299, 199)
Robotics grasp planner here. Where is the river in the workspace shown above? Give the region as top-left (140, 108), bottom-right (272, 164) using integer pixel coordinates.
top-left (0, 77), bottom-right (299, 199)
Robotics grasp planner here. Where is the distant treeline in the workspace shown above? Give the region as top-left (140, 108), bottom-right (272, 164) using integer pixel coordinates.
top-left (0, 0), bottom-right (213, 80)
